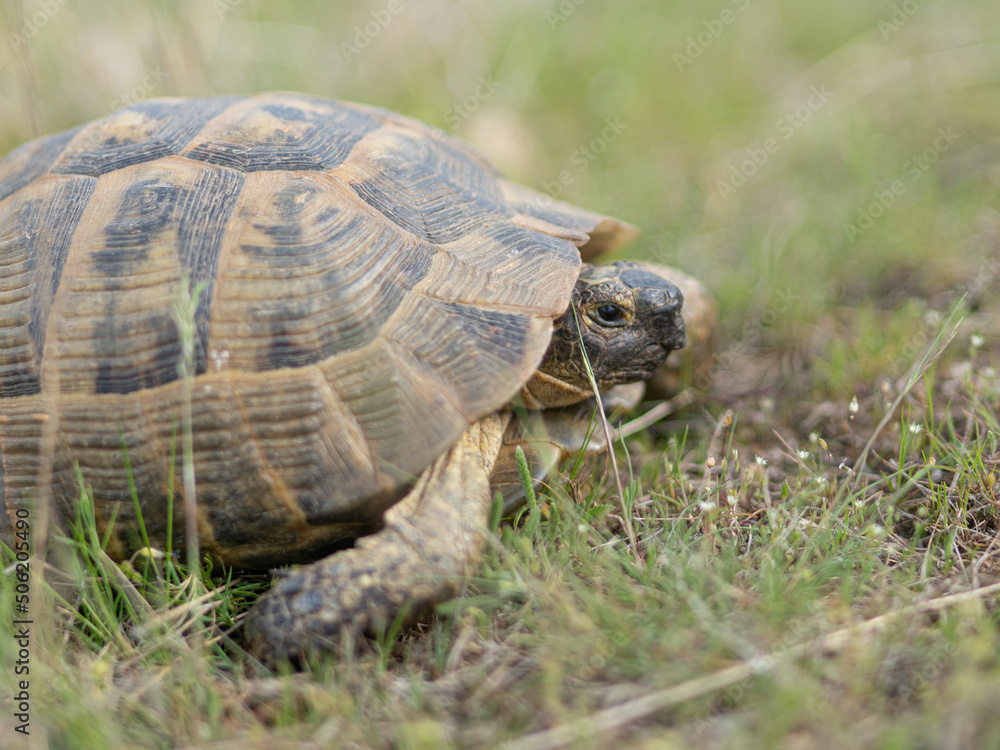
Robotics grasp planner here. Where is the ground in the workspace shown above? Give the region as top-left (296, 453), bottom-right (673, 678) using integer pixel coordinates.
top-left (2, 0), bottom-right (1000, 748)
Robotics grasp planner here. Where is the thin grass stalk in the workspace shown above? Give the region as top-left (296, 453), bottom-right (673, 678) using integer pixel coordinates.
top-left (571, 308), bottom-right (637, 554)
top-left (172, 272), bottom-right (208, 583)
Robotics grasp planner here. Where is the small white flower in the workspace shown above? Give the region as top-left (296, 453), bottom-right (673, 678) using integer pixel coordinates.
top-left (756, 456), bottom-right (767, 466)
top-left (971, 335), bottom-right (985, 348)
top-left (814, 476), bottom-right (828, 486)
top-left (732, 449), bottom-right (739, 462)
top-left (908, 423), bottom-right (922, 434)
top-left (849, 396), bottom-right (859, 414)
top-left (706, 456), bottom-right (716, 468)
top-left (700, 500), bottom-right (717, 511)
top-left (868, 524), bottom-right (886, 537)
top-left (797, 450), bottom-right (810, 460)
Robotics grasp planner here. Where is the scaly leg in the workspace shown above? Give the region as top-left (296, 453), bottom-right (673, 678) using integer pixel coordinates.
top-left (245, 412), bottom-right (508, 663)
top-left (491, 383), bottom-right (645, 514)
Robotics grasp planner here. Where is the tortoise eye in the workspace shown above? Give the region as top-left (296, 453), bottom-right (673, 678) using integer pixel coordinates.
top-left (592, 303), bottom-right (626, 326)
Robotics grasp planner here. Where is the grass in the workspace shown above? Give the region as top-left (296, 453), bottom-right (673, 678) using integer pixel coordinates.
top-left (2, 0), bottom-right (1000, 747)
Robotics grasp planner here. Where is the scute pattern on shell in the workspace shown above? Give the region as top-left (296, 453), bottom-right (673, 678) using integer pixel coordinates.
top-left (0, 93), bottom-right (623, 567)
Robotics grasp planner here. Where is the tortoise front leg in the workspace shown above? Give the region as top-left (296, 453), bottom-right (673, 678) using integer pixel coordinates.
top-left (245, 412), bottom-right (508, 663)
top-left (491, 383), bottom-right (646, 514)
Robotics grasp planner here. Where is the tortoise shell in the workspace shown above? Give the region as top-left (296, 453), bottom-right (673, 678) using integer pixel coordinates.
top-left (0, 92), bottom-right (633, 567)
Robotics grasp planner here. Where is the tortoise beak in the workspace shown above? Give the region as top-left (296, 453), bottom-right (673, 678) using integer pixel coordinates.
top-left (636, 283), bottom-right (686, 352)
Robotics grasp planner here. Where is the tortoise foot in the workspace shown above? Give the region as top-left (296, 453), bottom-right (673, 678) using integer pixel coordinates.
top-left (245, 415), bottom-right (505, 664)
top-left (245, 531), bottom-right (436, 662)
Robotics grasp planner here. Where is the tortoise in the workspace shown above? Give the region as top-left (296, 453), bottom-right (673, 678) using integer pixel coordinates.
top-left (0, 92), bottom-right (709, 661)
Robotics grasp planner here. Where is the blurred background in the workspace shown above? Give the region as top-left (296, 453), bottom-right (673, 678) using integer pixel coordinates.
top-left (1, 0), bottom-right (998, 405)
top-left (3, 4), bottom-right (1000, 745)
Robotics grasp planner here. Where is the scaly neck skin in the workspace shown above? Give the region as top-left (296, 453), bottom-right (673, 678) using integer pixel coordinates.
top-left (518, 368), bottom-right (593, 409)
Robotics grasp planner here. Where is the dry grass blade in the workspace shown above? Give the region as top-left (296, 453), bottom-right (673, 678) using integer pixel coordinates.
top-left (614, 388), bottom-right (699, 441)
top-left (128, 587), bottom-right (227, 648)
top-left (503, 581), bottom-right (1000, 750)
top-left (853, 304), bottom-right (963, 480)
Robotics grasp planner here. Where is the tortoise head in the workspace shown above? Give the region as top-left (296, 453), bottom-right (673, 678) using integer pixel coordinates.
top-left (521, 260), bottom-right (686, 408)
